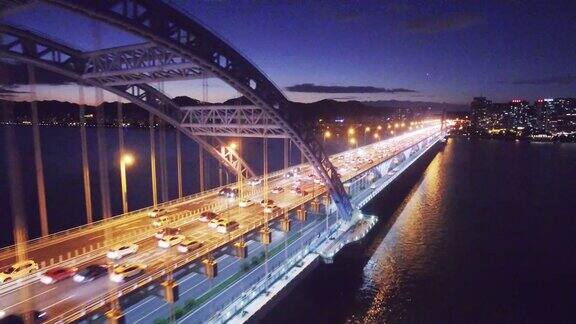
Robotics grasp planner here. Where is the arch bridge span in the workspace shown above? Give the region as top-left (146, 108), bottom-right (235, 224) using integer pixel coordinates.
top-left (0, 0), bottom-right (352, 217)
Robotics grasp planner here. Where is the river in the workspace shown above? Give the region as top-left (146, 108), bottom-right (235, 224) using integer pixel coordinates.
top-left (264, 138), bottom-right (576, 323)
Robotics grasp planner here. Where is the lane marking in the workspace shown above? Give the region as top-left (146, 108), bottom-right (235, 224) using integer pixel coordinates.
top-left (41, 294), bottom-right (75, 311)
top-left (3, 287), bottom-right (57, 311)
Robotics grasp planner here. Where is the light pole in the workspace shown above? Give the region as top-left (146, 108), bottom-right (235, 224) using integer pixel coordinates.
top-left (120, 153), bottom-right (135, 214)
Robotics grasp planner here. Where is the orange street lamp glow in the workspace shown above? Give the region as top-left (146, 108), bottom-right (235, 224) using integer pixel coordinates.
top-left (348, 127), bottom-right (355, 136)
top-left (228, 142), bottom-right (238, 150)
top-left (324, 130), bottom-right (332, 139)
top-left (365, 126), bottom-right (371, 132)
top-left (387, 124), bottom-right (392, 129)
top-left (373, 133), bottom-right (379, 139)
top-left (377, 125), bottom-right (382, 130)
top-left (401, 122), bottom-right (405, 127)
top-left (349, 137), bottom-right (357, 145)
top-left (121, 153), bottom-right (135, 166)
top-left (394, 123), bottom-right (399, 128)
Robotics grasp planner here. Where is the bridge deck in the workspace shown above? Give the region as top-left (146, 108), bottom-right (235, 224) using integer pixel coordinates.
top-left (0, 126), bottom-right (440, 322)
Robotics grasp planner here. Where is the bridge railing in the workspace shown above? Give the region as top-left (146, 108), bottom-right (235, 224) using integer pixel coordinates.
top-left (47, 126), bottom-right (442, 323)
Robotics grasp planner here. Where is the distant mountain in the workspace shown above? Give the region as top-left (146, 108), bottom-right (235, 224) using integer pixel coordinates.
top-left (364, 100), bottom-right (468, 112)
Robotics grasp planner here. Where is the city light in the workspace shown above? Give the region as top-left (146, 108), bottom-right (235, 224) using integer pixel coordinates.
top-left (228, 142), bottom-right (238, 150)
top-left (349, 137), bottom-right (357, 145)
top-left (365, 126), bottom-right (371, 132)
top-left (324, 130), bottom-right (332, 139)
top-left (373, 133), bottom-right (380, 139)
top-left (348, 127), bottom-right (355, 136)
top-left (394, 123), bottom-right (399, 128)
top-left (377, 125), bottom-right (382, 130)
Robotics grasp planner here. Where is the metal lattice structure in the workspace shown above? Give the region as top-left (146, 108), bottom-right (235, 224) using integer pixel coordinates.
top-left (1, 0), bottom-right (354, 218)
top-left (82, 42), bottom-right (207, 86)
top-left (0, 24), bottom-right (255, 179)
top-left (180, 105), bottom-right (288, 138)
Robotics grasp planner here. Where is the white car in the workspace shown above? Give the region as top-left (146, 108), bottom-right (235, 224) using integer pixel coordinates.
top-left (148, 208), bottom-right (167, 218)
top-left (178, 239), bottom-right (203, 253)
top-left (0, 260), bottom-right (39, 283)
top-left (271, 187), bottom-right (284, 194)
top-left (158, 235), bottom-right (185, 248)
top-left (106, 243), bottom-right (139, 260)
top-left (109, 263), bottom-right (146, 282)
top-left (263, 204), bottom-right (278, 213)
top-left (208, 218), bottom-right (225, 229)
top-left (239, 199), bottom-right (253, 208)
top-left (216, 221), bottom-right (239, 234)
top-left (152, 216), bottom-right (169, 227)
top-left (247, 178), bottom-right (262, 186)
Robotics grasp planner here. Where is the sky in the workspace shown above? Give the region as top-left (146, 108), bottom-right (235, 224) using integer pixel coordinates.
top-left (1, 0), bottom-right (575, 105)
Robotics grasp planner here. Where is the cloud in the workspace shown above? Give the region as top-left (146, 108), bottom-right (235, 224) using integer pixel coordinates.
top-left (286, 83), bottom-right (416, 94)
top-left (0, 86), bottom-right (29, 99)
top-left (406, 12), bottom-right (483, 34)
top-left (502, 75), bottom-right (576, 85)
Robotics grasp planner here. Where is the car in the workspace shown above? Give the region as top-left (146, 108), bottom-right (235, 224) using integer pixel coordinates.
top-left (177, 239), bottom-right (204, 253)
top-left (218, 188), bottom-right (230, 196)
top-left (0, 310), bottom-right (47, 323)
top-left (73, 264), bottom-right (108, 283)
top-left (290, 186), bottom-right (301, 194)
top-left (40, 266), bottom-right (77, 285)
top-left (158, 235), bottom-right (186, 248)
top-left (109, 263), bottom-right (146, 283)
top-left (148, 208), bottom-right (167, 218)
top-left (370, 183), bottom-right (377, 189)
top-left (216, 221), bottom-right (239, 234)
top-left (154, 227), bottom-right (180, 239)
top-left (0, 260), bottom-right (39, 283)
top-left (239, 199), bottom-right (253, 208)
top-left (260, 199), bottom-right (274, 207)
top-left (199, 211), bottom-right (219, 222)
top-left (247, 178), bottom-right (262, 186)
top-left (152, 216), bottom-right (169, 227)
top-left (106, 243), bottom-right (138, 260)
top-left (271, 187), bottom-right (284, 194)
top-left (208, 218), bottom-right (225, 229)
top-left (263, 204), bottom-right (279, 213)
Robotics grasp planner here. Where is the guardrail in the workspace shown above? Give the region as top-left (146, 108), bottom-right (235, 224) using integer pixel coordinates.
top-left (44, 126), bottom-right (442, 323)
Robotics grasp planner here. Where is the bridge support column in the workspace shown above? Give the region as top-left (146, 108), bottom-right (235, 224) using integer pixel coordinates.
top-left (310, 199), bottom-right (320, 213)
top-left (105, 309), bottom-right (125, 324)
top-left (280, 216), bottom-right (291, 232)
top-left (296, 208), bottom-right (307, 222)
top-left (234, 240), bottom-right (248, 259)
top-left (203, 257), bottom-right (218, 278)
top-left (162, 279), bottom-right (179, 303)
top-left (260, 227), bottom-right (272, 245)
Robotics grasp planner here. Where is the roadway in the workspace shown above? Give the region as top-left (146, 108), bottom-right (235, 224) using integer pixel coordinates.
top-left (0, 125), bottom-right (440, 321)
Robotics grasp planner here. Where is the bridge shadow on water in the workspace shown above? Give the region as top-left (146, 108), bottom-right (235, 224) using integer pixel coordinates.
top-left (262, 143), bottom-right (443, 324)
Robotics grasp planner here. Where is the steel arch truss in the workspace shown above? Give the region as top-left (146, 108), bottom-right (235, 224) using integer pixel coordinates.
top-left (180, 105), bottom-right (289, 138)
top-left (82, 43), bottom-right (208, 86)
top-left (10, 0), bottom-right (354, 218)
top-left (0, 24), bottom-right (255, 179)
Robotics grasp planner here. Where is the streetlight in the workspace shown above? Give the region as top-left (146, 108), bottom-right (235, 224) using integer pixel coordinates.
top-left (324, 130), bottom-right (332, 142)
top-left (348, 127), bottom-right (355, 136)
top-left (228, 142), bottom-right (238, 150)
top-left (349, 137), bottom-right (357, 148)
top-left (377, 125), bottom-right (382, 131)
top-left (373, 132), bottom-right (380, 140)
top-left (364, 126), bottom-right (371, 133)
top-left (120, 153), bottom-right (135, 214)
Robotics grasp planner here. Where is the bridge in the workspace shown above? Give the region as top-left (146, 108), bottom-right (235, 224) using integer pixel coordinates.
top-left (0, 1), bottom-right (446, 323)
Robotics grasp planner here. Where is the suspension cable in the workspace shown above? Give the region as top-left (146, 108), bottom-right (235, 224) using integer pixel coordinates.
top-left (27, 65), bottom-right (49, 237)
top-left (149, 113), bottom-right (158, 206)
top-left (79, 86), bottom-right (93, 223)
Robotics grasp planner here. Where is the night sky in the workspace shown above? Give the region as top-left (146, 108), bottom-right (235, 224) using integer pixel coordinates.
top-left (1, 0), bottom-right (575, 105)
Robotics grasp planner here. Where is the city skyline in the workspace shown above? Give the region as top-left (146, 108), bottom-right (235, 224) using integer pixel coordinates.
top-left (1, 0), bottom-right (575, 105)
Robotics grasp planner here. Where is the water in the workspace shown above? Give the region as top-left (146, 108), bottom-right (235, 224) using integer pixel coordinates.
top-left (264, 138), bottom-right (576, 323)
top-left (0, 126), bottom-right (348, 247)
